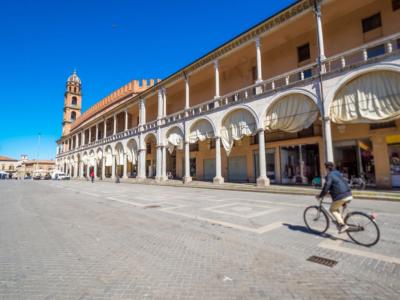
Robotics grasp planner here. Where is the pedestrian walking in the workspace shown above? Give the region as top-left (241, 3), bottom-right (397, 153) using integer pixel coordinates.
top-left (90, 169), bottom-right (95, 183)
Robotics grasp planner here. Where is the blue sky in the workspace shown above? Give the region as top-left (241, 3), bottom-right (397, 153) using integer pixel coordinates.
top-left (0, 0), bottom-right (296, 160)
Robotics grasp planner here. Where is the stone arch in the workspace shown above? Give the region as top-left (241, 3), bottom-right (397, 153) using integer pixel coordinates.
top-left (165, 125), bottom-right (184, 153)
top-left (262, 92), bottom-right (320, 133)
top-left (220, 107), bottom-right (258, 154)
top-left (114, 142), bottom-right (125, 166)
top-left (126, 139), bottom-right (138, 178)
top-left (96, 148), bottom-right (103, 161)
top-left (104, 145), bottom-right (113, 168)
top-left (325, 63), bottom-right (400, 114)
top-left (329, 69), bottom-right (400, 124)
top-left (89, 150), bottom-right (96, 167)
top-left (189, 118), bottom-right (215, 144)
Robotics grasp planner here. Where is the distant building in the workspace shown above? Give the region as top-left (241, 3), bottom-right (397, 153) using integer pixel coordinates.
top-left (16, 159), bottom-right (55, 178)
top-left (0, 156), bottom-right (18, 178)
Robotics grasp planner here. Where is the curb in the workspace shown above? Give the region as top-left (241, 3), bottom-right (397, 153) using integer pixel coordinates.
top-left (74, 178), bottom-right (400, 202)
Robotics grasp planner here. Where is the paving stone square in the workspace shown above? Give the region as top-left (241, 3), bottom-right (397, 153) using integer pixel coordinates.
top-left (0, 180), bottom-right (399, 299)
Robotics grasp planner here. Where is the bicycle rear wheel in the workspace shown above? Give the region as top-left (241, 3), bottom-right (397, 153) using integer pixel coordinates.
top-left (304, 206), bottom-right (329, 234)
top-left (345, 212), bottom-right (380, 247)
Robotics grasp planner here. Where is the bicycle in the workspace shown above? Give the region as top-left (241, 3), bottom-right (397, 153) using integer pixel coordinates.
top-left (303, 198), bottom-right (380, 247)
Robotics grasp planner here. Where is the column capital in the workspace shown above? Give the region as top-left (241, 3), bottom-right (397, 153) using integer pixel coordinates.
top-left (255, 36), bottom-right (261, 48)
top-left (213, 59), bottom-right (219, 68)
top-left (313, 0), bottom-right (322, 14)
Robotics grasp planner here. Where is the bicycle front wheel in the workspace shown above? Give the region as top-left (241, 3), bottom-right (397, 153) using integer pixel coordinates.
top-left (304, 206), bottom-right (329, 234)
top-left (345, 212), bottom-right (380, 247)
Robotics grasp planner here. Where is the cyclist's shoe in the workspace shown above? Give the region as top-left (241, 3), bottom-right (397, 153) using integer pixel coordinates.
top-left (339, 224), bottom-right (349, 234)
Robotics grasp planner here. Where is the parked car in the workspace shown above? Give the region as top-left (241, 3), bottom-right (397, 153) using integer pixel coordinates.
top-left (33, 175), bottom-right (41, 180)
top-left (43, 173), bottom-right (52, 180)
top-left (57, 173), bottom-right (70, 180)
top-left (24, 176), bottom-right (32, 180)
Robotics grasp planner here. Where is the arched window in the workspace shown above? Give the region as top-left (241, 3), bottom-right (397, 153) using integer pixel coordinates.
top-left (71, 96), bottom-right (77, 106)
top-left (71, 111), bottom-right (76, 122)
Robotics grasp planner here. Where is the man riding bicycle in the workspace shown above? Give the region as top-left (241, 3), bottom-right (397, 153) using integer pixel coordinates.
top-left (317, 162), bottom-right (353, 233)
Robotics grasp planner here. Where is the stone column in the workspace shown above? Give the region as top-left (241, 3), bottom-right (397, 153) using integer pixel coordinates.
top-left (82, 131), bottom-right (85, 145)
top-left (256, 130), bottom-right (270, 186)
top-left (155, 145), bottom-right (162, 181)
top-left (213, 137), bottom-right (224, 184)
top-left (102, 157), bottom-right (106, 179)
top-left (162, 146), bottom-right (167, 180)
top-left (314, 1), bottom-right (326, 60)
top-left (95, 124), bottom-right (99, 141)
top-left (80, 161), bottom-right (84, 179)
top-left (185, 75), bottom-right (190, 110)
top-left (183, 141), bottom-right (192, 183)
top-left (163, 88), bottom-right (167, 117)
top-left (124, 109), bottom-right (129, 131)
top-left (214, 60), bottom-right (220, 98)
top-left (113, 114), bottom-right (117, 135)
top-left (255, 37), bottom-right (262, 83)
top-left (88, 127), bottom-right (92, 144)
top-left (93, 159), bottom-right (98, 179)
top-left (104, 119), bottom-right (107, 138)
top-left (111, 155), bottom-right (116, 179)
top-left (157, 89), bottom-right (163, 120)
top-left (139, 98), bottom-right (146, 126)
top-left (323, 117), bottom-right (334, 163)
top-left (123, 153), bottom-right (128, 179)
top-left (137, 134), bottom-right (146, 180)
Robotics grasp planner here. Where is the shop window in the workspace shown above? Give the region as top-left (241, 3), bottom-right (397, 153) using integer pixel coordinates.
top-left (393, 0), bottom-right (400, 11)
top-left (190, 143), bottom-right (199, 152)
top-left (370, 121), bottom-right (396, 130)
top-left (297, 43), bottom-right (310, 63)
top-left (362, 13), bottom-right (381, 33)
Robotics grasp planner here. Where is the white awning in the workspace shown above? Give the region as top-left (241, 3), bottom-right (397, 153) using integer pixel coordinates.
top-left (167, 128), bottom-right (184, 154)
top-left (189, 119), bottom-right (214, 144)
top-left (221, 110), bottom-right (256, 155)
top-left (265, 93), bottom-right (319, 133)
top-left (331, 71), bottom-right (400, 124)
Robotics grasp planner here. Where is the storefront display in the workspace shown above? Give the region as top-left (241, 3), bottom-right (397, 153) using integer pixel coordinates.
top-left (334, 139), bottom-right (375, 186)
top-left (388, 144), bottom-right (400, 188)
top-left (280, 144), bottom-right (319, 185)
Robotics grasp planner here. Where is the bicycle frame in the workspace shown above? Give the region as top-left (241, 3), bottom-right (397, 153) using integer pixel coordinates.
top-left (315, 198), bottom-right (349, 227)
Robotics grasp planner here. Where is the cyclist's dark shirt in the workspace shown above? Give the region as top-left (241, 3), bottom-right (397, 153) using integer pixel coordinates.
top-left (319, 170), bottom-right (352, 201)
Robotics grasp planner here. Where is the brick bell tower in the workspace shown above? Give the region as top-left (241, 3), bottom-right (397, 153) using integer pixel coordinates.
top-left (62, 70), bottom-right (82, 136)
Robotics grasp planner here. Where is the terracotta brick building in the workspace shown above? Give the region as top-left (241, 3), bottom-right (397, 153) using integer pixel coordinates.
top-left (56, 0), bottom-right (400, 188)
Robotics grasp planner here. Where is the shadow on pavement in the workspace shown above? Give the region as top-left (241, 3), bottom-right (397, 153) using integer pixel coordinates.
top-left (282, 223), bottom-right (352, 244)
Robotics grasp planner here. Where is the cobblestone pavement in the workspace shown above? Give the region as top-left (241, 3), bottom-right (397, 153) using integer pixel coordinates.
top-left (0, 180), bottom-right (399, 300)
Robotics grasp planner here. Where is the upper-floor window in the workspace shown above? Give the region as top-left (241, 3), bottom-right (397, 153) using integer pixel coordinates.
top-left (362, 13), bottom-right (381, 33)
top-left (297, 43), bottom-right (310, 63)
top-left (71, 96), bottom-right (77, 106)
top-left (393, 0), bottom-right (400, 11)
top-left (71, 111), bottom-right (76, 122)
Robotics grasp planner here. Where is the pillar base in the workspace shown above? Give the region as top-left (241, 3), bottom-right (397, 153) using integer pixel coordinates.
top-left (136, 176), bottom-right (146, 182)
top-left (155, 176), bottom-right (163, 182)
top-left (183, 176), bottom-right (192, 184)
top-left (256, 176), bottom-right (270, 187)
top-left (213, 176), bottom-right (224, 184)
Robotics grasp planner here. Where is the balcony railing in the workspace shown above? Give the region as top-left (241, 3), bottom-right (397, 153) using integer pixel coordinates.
top-left (58, 33), bottom-right (400, 157)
